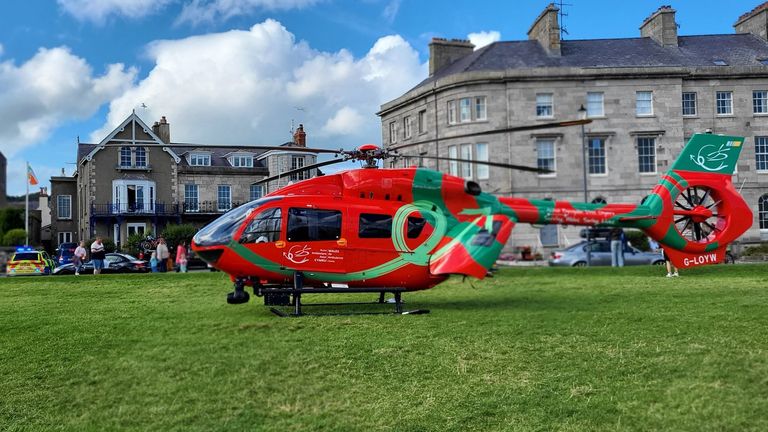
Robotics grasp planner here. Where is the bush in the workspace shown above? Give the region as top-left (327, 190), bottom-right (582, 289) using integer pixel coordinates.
top-left (2, 228), bottom-right (27, 246)
top-left (625, 229), bottom-right (650, 251)
top-left (124, 233), bottom-right (147, 256)
top-left (86, 238), bottom-right (116, 254)
top-left (742, 243), bottom-right (768, 257)
top-left (161, 224), bottom-right (197, 250)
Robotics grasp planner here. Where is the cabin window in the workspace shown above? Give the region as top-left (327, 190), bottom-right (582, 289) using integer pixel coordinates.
top-left (407, 216), bottom-right (426, 239)
top-left (287, 208), bottom-right (342, 241)
top-left (359, 214), bottom-right (392, 238)
top-left (241, 208), bottom-right (282, 243)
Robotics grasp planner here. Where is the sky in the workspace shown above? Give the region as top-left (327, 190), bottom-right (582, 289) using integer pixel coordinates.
top-left (0, 0), bottom-right (765, 195)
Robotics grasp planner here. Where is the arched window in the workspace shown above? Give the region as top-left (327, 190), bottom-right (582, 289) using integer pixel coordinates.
top-left (119, 147), bottom-right (132, 167)
top-left (591, 197), bottom-right (607, 205)
top-left (759, 194), bottom-right (768, 230)
top-left (134, 147), bottom-right (147, 167)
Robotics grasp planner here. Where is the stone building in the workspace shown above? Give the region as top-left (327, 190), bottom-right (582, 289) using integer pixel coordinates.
top-left (49, 113), bottom-right (318, 248)
top-left (379, 3), bottom-right (768, 251)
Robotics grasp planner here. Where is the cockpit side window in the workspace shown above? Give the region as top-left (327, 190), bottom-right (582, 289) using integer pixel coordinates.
top-left (240, 208), bottom-right (282, 243)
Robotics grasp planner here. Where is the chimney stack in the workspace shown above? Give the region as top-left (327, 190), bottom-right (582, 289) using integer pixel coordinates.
top-left (428, 38), bottom-right (475, 76)
top-left (734, 2), bottom-right (768, 40)
top-left (528, 3), bottom-right (561, 56)
top-left (293, 124), bottom-right (307, 147)
top-left (153, 116), bottom-right (171, 144)
top-left (640, 5), bottom-right (678, 47)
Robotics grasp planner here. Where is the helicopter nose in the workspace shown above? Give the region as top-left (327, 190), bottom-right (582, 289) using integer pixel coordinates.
top-left (192, 242), bottom-right (225, 266)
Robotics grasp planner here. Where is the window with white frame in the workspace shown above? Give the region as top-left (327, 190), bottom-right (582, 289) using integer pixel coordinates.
top-left (760, 194), bottom-right (768, 230)
top-left (586, 92), bottom-right (604, 117)
top-left (447, 145), bottom-right (458, 176)
top-left (588, 137), bottom-right (607, 174)
top-left (754, 90), bottom-right (768, 114)
top-left (474, 96), bottom-right (487, 121)
top-left (389, 121), bottom-right (397, 143)
top-left (475, 143), bottom-right (489, 179)
top-left (57, 195), bottom-right (72, 219)
top-left (231, 155), bottom-right (253, 167)
top-left (134, 147), bottom-right (147, 167)
top-left (403, 116), bottom-right (412, 139)
top-left (184, 184), bottom-right (199, 212)
top-left (250, 184), bottom-right (263, 201)
top-left (756, 136), bottom-right (768, 171)
top-left (127, 223), bottom-right (146, 237)
top-left (716, 91), bottom-right (733, 115)
top-left (536, 139), bottom-right (555, 174)
top-left (637, 137), bottom-right (656, 173)
top-left (58, 232), bottom-right (72, 245)
top-left (459, 98), bottom-right (472, 122)
top-left (418, 110), bottom-right (427, 134)
top-left (112, 180), bottom-right (155, 213)
top-left (682, 92), bottom-right (697, 116)
top-left (120, 147), bottom-right (132, 167)
top-left (447, 100), bottom-right (457, 124)
top-left (217, 185), bottom-right (232, 211)
top-left (636, 91), bottom-right (653, 116)
top-left (290, 156), bottom-right (306, 181)
top-left (190, 153), bottom-right (211, 166)
top-left (460, 143), bottom-right (472, 179)
top-left (536, 93), bottom-right (553, 118)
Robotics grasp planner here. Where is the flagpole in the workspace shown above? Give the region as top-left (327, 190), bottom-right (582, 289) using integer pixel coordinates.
top-left (25, 161), bottom-right (29, 246)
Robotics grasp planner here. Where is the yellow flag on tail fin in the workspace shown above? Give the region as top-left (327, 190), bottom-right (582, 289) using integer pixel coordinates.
top-left (27, 163), bottom-right (39, 186)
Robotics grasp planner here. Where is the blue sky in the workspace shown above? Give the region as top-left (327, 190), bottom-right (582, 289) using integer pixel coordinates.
top-left (0, 0), bottom-right (765, 195)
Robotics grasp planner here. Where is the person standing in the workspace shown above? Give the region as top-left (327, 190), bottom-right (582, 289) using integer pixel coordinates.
top-left (150, 251), bottom-right (159, 273)
top-left (610, 228), bottom-right (624, 267)
top-left (73, 241), bottom-right (87, 276)
top-left (156, 238), bottom-right (169, 273)
top-left (661, 247), bottom-right (679, 277)
top-left (175, 241), bottom-right (188, 273)
top-left (90, 237), bottom-right (106, 275)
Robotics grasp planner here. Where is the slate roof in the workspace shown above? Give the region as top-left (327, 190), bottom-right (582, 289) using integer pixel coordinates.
top-left (417, 34), bottom-right (768, 89)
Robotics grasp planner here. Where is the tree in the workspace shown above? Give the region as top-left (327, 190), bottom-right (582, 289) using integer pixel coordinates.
top-left (161, 224), bottom-right (197, 251)
top-left (2, 229), bottom-right (27, 246)
top-left (0, 208), bottom-right (24, 238)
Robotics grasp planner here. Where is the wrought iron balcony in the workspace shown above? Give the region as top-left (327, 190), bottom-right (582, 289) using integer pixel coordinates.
top-left (90, 202), bottom-right (180, 217)
top-left (181, 200), bottom-right (244, 214)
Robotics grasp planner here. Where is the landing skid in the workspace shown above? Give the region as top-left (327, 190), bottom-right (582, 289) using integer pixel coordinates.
top-left (230, 272), bottom-right (430, 317)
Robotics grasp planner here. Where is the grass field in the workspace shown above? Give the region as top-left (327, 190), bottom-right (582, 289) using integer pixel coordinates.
top-left (1, 265), bottom-right (768, 431)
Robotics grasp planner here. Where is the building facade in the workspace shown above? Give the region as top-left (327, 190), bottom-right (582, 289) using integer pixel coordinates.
top-left (50, 113), bottom-right (318, 248)
top-left (379, 3), bottom-right (768, 251)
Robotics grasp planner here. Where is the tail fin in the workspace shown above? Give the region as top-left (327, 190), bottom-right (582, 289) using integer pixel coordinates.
top-left (642, 134), bottom-right (752, 269)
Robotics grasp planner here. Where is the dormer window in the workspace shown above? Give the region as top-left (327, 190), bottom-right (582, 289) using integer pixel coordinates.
top-left (227, 152), bottom-right (255, 168)
top-left (190, 153), bottom-right (211, 166)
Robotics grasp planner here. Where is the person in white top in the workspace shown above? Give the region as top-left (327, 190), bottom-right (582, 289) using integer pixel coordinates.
top-left (156, 238), bottom-right (170, 273)
top-left (73, 241), bottom-right (87, 276)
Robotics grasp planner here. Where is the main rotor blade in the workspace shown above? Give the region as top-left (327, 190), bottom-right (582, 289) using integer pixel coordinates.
top-left (390, 118), bottom-right (593, 151)
top-left (398, 154), bottom-right (551, 174)
top-left (253, 158), bottom-right (346, 185)
top-left (172, 143), bottom-right (344, 155)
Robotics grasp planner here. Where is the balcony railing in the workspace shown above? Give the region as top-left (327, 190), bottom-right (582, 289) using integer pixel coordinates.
top-left (182, 200), bottom-right (244, 214)
top-left (91, 202), bottom-right (179, 217)
top-left (91, 201), bottom-right (244, 217)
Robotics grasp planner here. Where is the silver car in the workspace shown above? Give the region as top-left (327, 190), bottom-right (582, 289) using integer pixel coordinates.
top-left (548, 240), bottom-right (665, 267)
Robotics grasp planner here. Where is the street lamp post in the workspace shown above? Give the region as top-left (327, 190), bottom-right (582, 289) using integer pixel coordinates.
top-left (577, 104), bottom-right (591, 267)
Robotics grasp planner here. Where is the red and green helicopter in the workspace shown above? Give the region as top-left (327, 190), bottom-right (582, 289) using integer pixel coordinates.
top-left (191, 123), bottom-right (751, 314)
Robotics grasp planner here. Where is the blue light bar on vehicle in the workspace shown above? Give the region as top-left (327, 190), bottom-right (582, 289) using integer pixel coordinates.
top-left (16, 246), bottom-right (34, 252)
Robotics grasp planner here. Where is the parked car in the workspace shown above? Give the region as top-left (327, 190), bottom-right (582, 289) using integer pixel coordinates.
top-left (549, 240), bottom-right (665, 267)
top-left (6, 247), bottom-right (56, 276)
top-left (53, 253), bottom-right (149, 275)
top-left (55, 242), bottom-right (79, 266)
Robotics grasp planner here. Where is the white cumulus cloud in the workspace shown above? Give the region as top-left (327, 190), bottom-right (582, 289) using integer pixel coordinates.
top-left (93, 19), bottom-right (427, 153)
top-left (0, 46), bottom-right (136, 157)
top-left (468, 30), bottom-right (501, 49)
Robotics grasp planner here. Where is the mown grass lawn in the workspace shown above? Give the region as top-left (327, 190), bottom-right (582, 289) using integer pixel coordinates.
top-left (1, 265), bottom-right (767, 431)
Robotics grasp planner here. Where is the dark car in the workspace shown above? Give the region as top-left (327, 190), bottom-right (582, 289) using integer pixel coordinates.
top-left (549, 240), bottom-right (665, 267)
top-left (55, 242), bottom-right (79, 266)
top-left (53, 253), bottom-right (149, 275)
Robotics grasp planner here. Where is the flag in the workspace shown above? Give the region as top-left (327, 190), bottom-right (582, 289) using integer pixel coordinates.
top-left (27, 163), bottom-right (39, 186)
